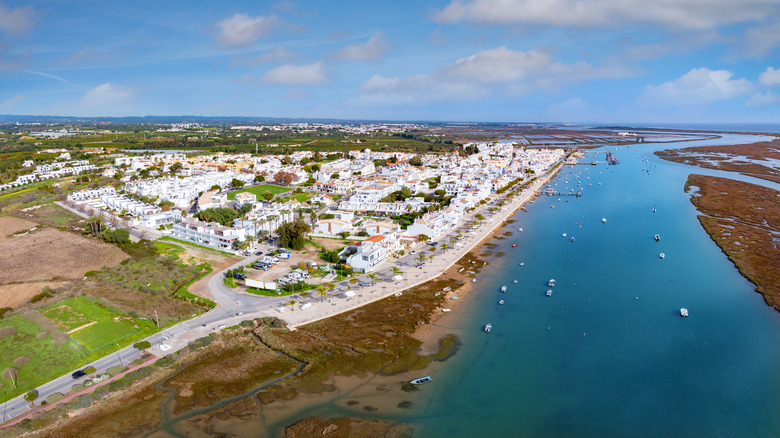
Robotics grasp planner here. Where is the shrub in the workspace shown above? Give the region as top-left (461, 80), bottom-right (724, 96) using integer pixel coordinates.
top-left (125, 366), bottom-right (153, 382)
top-left (84, 270), bottom-right (99, 277)
top-left (106, 366), bottom-right (128, 377)
top-left (24, 390), bottom-right (37, 402)
top-left (135, 341), bottom-right (151, 350)
top-left (0, 326), bottom-right (17, 339)
top-left (46, 393), bottom-right (64, 404)
top-left (239, 320), bottom-right (254, 328)
top-left (0, 307), bottom-right (11, 319)
top-left (71, 384), bottom-right (84, 392)
top-left (188, 335), bottom-right (213, 351)
top-left (29, 291), bottom-right (52, 303)
top-left (83, 366), bottom-right (96, 375)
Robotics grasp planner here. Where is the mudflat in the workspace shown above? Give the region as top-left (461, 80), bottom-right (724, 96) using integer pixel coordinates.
top-left (685, 174), bottom-right (780, 311)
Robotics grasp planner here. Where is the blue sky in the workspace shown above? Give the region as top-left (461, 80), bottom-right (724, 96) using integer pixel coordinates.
top-left (1, 0), bottom-right (780, 123)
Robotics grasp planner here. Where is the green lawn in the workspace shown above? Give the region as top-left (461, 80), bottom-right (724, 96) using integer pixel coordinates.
top-left (0, 314), bottom-right (89, 398)
top-left (227, 184), bottom-right (291, 200)
top-left (42, 296), bottom-right (114, 332)
top-left (71, 318), bottom-right (156, 351)
top-left (287, 192), bottom-right (313, 203)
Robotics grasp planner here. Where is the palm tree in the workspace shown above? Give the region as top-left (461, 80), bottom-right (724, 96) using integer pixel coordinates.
top-left (391, 266), bottom-right (403, 276)
top-left (286, 299), bottom-right (297, 311)
top-left (428, 255), bottom-right (435, 263)
top-left (316, 285), bottom-right (328, 302)
top-left (441, 243), bottom-right (448, 251)
top-left (367, 272), bottom-right (381, 286)
top-left (416, 253), bottom-right (427, 264)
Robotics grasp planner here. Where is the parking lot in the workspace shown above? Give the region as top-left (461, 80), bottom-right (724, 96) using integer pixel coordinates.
top-left (243, 247), bottom-right (328, 288)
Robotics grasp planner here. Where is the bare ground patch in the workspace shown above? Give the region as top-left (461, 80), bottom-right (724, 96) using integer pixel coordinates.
top-left (0, 282), bottom-right (68, 308)
top-left (0, 219), bottom-right (128, 285)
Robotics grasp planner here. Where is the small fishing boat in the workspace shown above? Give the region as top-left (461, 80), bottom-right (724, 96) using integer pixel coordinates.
top-left (548, 279), bottom-right (556, 287)
top-left (562, 233), bottom-right (567, 237)
top-left (518, 228), bottom-right (523, 232)
top-left (602, 218), bottom-right (607, 223)
top-left (512, 244), bottom-right (517, 247)
top-left (546, 289), bottom-right (553, 297)
top-left (680, 308), bottom-right (688, 317)
top-left (499, 300), bottom-right (504, 305)
top-left (513, 279), bottom-right (518, 284)
top-left (410, 376), bottom-right (432, 385)
top-left (570, 237), bottom-right (575, 242)
top-left (501, 286), bottom-right (507, 293)
top-left (472, 279), bottom-right (477, 283)
top-left (520, 262), bottom-right (525, 266)
top-left (654, 234), bottom-right (660, 241)
top-left (442, 308), bottom-right (451, 313)
top-left (659, 253), bottom-right (665, 259)
top-left (484, 323), bottom-right (492, 333)
top-left (652, 208), bottom-right (656, 213)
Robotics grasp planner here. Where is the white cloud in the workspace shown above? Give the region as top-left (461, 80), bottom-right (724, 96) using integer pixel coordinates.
top-left (642, 68), bottom-right (753, 105)
top-left (336, 33), bottom-right (388, 61)
top-left (743, 22), bottom-right (780, 57)
top-left (0, 94), bottom-right (26, 111)
top-left (432, 0), bottom-right (779, 31)
top-left (77, 83), bottom-right (137, 115)
top-left (0, 2), bottom-right (37, 37)
top-left (231, 46), bottom-right (296, 67)
top-left (746, 90), bottom-right (780, 107)
top-left (759, 67), bottom-right (780, 87)
top-left (215, 13), bottom-right (279, 48)
top-left (260, 62), bottom-right (327, 85)
top-left (357, 46), bottom-right (636, 103)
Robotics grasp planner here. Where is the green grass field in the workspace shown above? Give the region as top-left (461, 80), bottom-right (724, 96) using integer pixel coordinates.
top-left (0, 314), bottom-right (89, 397)
top-left (42, 296), bottom-right (114, 332)
top-left (71, 318), bottom-right (156, 351)
top-left (227, 184), bottom-right (291, 200)
top-left (286, 192), bottom-right (313, 203)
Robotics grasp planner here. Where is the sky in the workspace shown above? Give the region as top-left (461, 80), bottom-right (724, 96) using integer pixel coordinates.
top-left (1, 0), bottom-right (780, 123)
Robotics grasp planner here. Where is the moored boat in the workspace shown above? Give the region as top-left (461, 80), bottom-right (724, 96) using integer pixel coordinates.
top-left (499, 300), bottom-right (504, 305)
top-left (501, 286), bottom-right (507, 293)
top-left (548, 279), bottom-right (556, 287)
top-left (484, 323), bottom-right (492, 333)
top-left (410, 376), bottom-right (432, 385)
top-left (659, 253), bottom-right (665, 259)
top-left (602, 217), bottom-right (607, 223)
top-left (546, 289), bottom-right (553, 297)
top-left (680, 308), bottom-right (688, 317)
top-left (654, 234), bottom-right (660, 241)
top-left (512, 244), bottom-right (517, 247)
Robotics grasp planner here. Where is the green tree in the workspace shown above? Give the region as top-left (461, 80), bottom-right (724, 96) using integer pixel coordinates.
top-left (24, 390), bottom-right (38, 402)
top-left (196, 208), bottom-right (240, 225)
top-left (276, 219), bottom-right (311, 250)
top-left (330, 173), bottom-right (340, 179)
top-left (434, 189), bottom-right (446, 196)
top-left (286, 299), bottom-right (297, 311)
top-left (169, 162), bottom-right (183, 175)
top-left (254, 174), bottom-right (265, 183)
top-left (231, 178), bottom-right (244, 188)
top-left (135, 341), bottom-right (151, 350)
top-left (417, 234), bottom-right (430, 242)
top-left (210, 184), bottom-right (221, 191)
top-left (368, 272), bottom-right (381, 286)
top-left (262, 191), bottom-right (274, 201)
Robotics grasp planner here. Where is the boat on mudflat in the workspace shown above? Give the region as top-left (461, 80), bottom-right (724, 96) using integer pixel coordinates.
top-left (410, 376), bottom-right (432, 385)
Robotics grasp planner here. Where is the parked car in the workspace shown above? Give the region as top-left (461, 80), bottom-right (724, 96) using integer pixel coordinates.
top-left (307, 260), bottom-right (318, 268)
top-left (255, 251), bottom-right (264, 256)
top-left (358, 281), bottom-right (371, 287)
top-left (278, 252), bottom-right (291, 259)
top-left (232, 273), bottom-right (246, 280)
top-left (71, 370), bottom-right (86, 379)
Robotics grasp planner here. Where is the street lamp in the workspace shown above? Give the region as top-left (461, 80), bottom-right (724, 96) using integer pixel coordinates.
top-left (115, 343), bottom-right (124, 366)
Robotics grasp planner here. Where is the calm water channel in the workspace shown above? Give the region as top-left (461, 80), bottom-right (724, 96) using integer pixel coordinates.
top-left (412, 133), bottom-right (780, 437)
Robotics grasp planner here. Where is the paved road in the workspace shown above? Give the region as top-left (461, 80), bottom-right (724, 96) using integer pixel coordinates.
top-left (0, 169), bottom-right (556, 426)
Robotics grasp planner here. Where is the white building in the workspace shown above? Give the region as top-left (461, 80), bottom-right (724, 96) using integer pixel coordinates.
top-left (171, 217), bottom-right (246, 250)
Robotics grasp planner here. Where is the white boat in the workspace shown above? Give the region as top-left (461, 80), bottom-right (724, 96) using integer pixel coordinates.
top-left (513, 279), bottom-right (518, 284)
top-left (501, 286), bottom-right (507, 293)
top-left (472, 279), bottom-right (477, 283)
top-left (548, 279), bottom-right (556, 287)
top-left (654, 234), bottom-right (660, 241)
top-left (680, 308), bottom-right (688, 317)
top-left (546, 289), bottom-right (553, 297)
top-left (410, 376), bottom-right (432, 385)
top-left (602, 218), bottom-right (607, 223)
top-left (519, 262), bottom-right (525, 266)
top-left (652, 208), bottom-right (656, 213)
top-left (518, 228), bottom-right (523, 232)
top-left (484, 323), bottom-right (492, 333)
top-left (499, 300), bottom-right (504, 305)
top-left (659, 253), bottom-right (665, 259)
top-left (562, 233), bottom-right (567, 237)
top-left (442, 308), bottom-right (452, 313)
